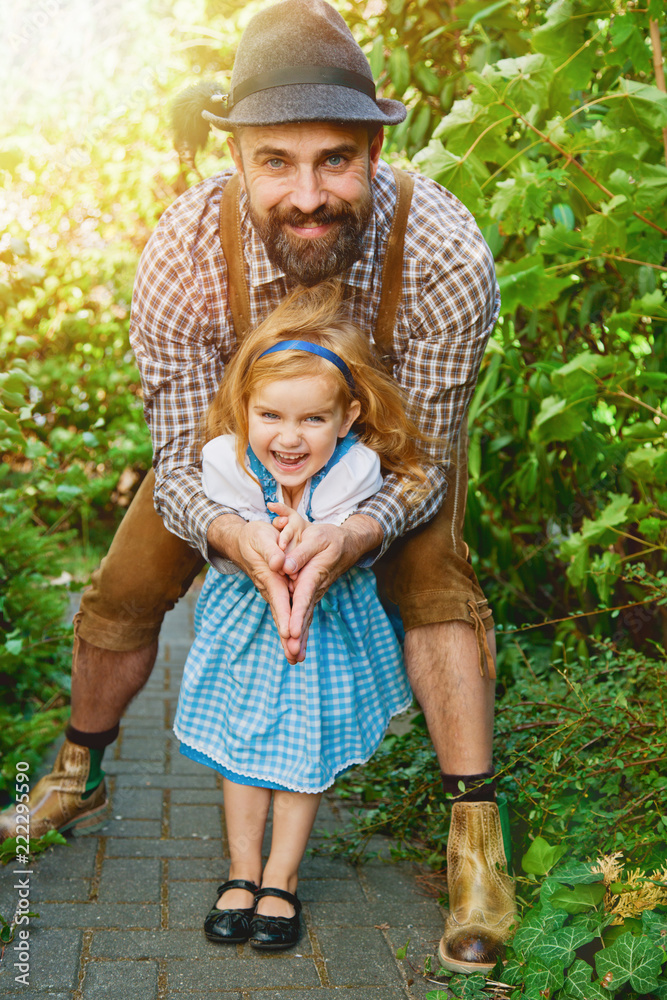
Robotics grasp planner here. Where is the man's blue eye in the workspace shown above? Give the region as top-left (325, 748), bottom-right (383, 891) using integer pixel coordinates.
top-left (267, 159), bottom-right (284, 169)
top-left (327, 155), bottom-right (343, 166)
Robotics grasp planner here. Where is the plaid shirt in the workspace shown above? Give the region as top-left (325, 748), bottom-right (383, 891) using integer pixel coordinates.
top-left (129, 158), bottom-right (500, 561)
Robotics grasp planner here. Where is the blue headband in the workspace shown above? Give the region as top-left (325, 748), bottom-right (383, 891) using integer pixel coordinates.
top-left (258, 340), bottom-right (355, 392)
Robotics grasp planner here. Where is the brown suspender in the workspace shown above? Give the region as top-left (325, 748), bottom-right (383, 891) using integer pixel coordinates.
top-left (218, 166), bottom-right (415, 357)
top-left (218, 173), bottom-right (252, 340)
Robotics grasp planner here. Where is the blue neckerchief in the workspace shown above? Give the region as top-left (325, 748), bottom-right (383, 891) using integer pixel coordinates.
top-left (246, 432), bottom-right (358, 520)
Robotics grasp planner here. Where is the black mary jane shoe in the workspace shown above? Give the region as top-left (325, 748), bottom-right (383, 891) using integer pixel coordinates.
top-left (204, 879), bottom-right (258, 944)
top-left (249, 887), bottom-right (302, 951)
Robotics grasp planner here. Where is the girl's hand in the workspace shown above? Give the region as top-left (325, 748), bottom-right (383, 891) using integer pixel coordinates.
top-left (267, 501), bottom-right (308, 556)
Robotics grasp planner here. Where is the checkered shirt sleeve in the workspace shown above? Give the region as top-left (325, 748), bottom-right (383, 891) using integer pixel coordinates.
top-left (129, 179), bottom-right (238, 557)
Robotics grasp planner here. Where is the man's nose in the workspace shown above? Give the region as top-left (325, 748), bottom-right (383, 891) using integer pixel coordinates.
top-left (289, 167), bottom-right (327, 215)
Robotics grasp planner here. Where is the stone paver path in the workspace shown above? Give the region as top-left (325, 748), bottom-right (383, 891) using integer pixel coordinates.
top-left (0, 590), bottom-right (445, 999)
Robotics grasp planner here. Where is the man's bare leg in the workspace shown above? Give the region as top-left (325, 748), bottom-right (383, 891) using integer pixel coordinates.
top-left (0, 638), bottom-right (158, 842)
top-left (70, 637), bottom-right (158, 731)
top-left (404, 620), bottom-right (515, 975)
top-left (404, 620), bottom-right (495, 773)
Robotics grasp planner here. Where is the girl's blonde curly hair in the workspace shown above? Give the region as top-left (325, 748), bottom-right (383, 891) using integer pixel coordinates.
top-left (205, 282), bottom-right (436, 502)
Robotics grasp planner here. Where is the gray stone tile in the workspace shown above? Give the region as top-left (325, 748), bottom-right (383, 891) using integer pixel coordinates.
top-left (102, 759), bottom-right (165, 776)
top-left (34, 902), bottom-right (160, 929)
top-left (167, 956), bottom-right (321, 991)
top-left (90, 928), bottom-right (233, 960)
top-left (362, 861), bottom-right (428, 903)
top-left (117, 738), bottom-right (168, 762)
top-left (299, 854), bottom-right (357, 879)
top-left (98, 817), bottom-right (162, 838)
top-left (298, 878), bottom-right (365, 904)
top-left (30, 875), bottom-right (92, 903)
top-left (168, 879), bottom-right (219, 929)
top-left (170, 789), bottom-right (223, 805)
top-left (123, 697), bottom-right (171, 720)
top-left (113, 772), bottom-right (218, 789)
top-left (170, 804), bottom-right (222, 840)
top-left (109, 786), bottom-right (163, 819)
top-left (97, 858), bottom-right (162, 903)
top-left (81, 959), bottom-right (158, 999)
top-left (0, 928), bottom-right (82, 992)
top-left (316, 926), bottom-right (402, 986)
top-left (309, 900), bottom-right (443, 927)
top-left (105, 837), bottom-right (221, 858)
top-left (31, 838), bottom-right (98, 879)
top-left (169, 858), bottom-right (225, 881)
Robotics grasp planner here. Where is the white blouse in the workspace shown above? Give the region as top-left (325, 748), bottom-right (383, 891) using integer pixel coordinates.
top-left (202, 434), bottom-right (383, 572)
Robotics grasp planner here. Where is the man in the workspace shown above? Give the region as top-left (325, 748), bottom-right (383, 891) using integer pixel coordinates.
top-left (1, 0), bottom-right (516, 973)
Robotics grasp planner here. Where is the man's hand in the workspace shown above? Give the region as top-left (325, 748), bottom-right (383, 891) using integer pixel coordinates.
top-left (266, 501), bottom-right (309, 554)
top-left (281, 514), bottom-right (383, 662)
top-left (207, 514), bottom-right (298, 660)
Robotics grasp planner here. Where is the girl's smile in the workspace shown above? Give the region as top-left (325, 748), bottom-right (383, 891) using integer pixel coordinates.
top-left (247, 374), bottom-right (360, 508)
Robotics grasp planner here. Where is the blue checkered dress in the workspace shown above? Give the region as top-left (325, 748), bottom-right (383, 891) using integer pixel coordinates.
top-left (173, 448), bottom-right (412, 794)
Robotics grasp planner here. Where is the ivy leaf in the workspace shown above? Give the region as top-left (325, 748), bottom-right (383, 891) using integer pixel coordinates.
top-left (531, 923), bottom-right (598, 968)
top-left (642, 908), bottom-right (667, 950)
top-left (522, 836), bottom-right (567, 875)
top-left (552, 860), bottom-right (611, 885)
top-left (595, 931), bottom-right (664, 994)
top-left (513, 909), bottom-right (567, 959)
top-left (523, 955), bottom-right (565, 998)
top-left (549, 882), bottom-right (606, 914)
top-left (562, 959), bottom-right (608, 999)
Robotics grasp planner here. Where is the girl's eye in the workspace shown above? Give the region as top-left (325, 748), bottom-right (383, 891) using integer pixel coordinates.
top-left (262, 412), bottom-right (279, 419)
top-left (306, 415), bottom-right (325, 423)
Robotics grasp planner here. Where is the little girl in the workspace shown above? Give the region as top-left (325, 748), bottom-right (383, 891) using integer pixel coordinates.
top-left (173, 284), bottom-right (430, 951)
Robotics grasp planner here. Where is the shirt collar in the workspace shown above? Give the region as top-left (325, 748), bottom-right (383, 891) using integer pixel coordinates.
top-left (240, 159), bottom-right (397, 290)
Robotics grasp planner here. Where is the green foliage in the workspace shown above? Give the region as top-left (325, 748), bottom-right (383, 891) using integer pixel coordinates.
top-left (328, 624), bottom-right (667, 865)
top-left (406, 0), bottom-right (667, 652)
top-left (413, 849), bottom-right (667, 999)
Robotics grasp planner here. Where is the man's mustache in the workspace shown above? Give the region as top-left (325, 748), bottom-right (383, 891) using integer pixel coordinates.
top-left (268, 204), bottom-right (357, 230)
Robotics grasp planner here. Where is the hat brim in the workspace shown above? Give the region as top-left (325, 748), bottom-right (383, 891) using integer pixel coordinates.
top-left (202, 84), bottom-right (406, 130)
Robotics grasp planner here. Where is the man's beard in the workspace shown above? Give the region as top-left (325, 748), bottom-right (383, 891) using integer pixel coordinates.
top-left (249, 192), bottom-right (373, 287)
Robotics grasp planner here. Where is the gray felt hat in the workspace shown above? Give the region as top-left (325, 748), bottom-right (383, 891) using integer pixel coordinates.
top-left (202, 0), bottom-right (407, 129)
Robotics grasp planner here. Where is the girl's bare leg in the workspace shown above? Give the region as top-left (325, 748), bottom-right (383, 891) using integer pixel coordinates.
top-left (218, 779), bottom-right (272, 910)
top-left (256, 790), bottom-right (322, 917)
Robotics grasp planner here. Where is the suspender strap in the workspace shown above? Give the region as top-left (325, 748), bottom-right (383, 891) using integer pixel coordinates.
top-left (219, 173), bottom-right (252, 339)
top-left (374, 165), bottom-right (415, 367)
top-left (218, 165), bottom-right (415, 354)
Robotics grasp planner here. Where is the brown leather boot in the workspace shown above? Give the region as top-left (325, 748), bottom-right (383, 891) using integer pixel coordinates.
top-left (439, 801), bottom-right (517, 974)
top-left (0, 739), bottom-right (109, 843)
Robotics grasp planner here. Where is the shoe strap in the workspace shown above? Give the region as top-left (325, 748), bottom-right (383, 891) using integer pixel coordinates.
top-left (216, 879), bottom-right (259, 897)
top-left (255, 887), bottom-right (301, 914)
